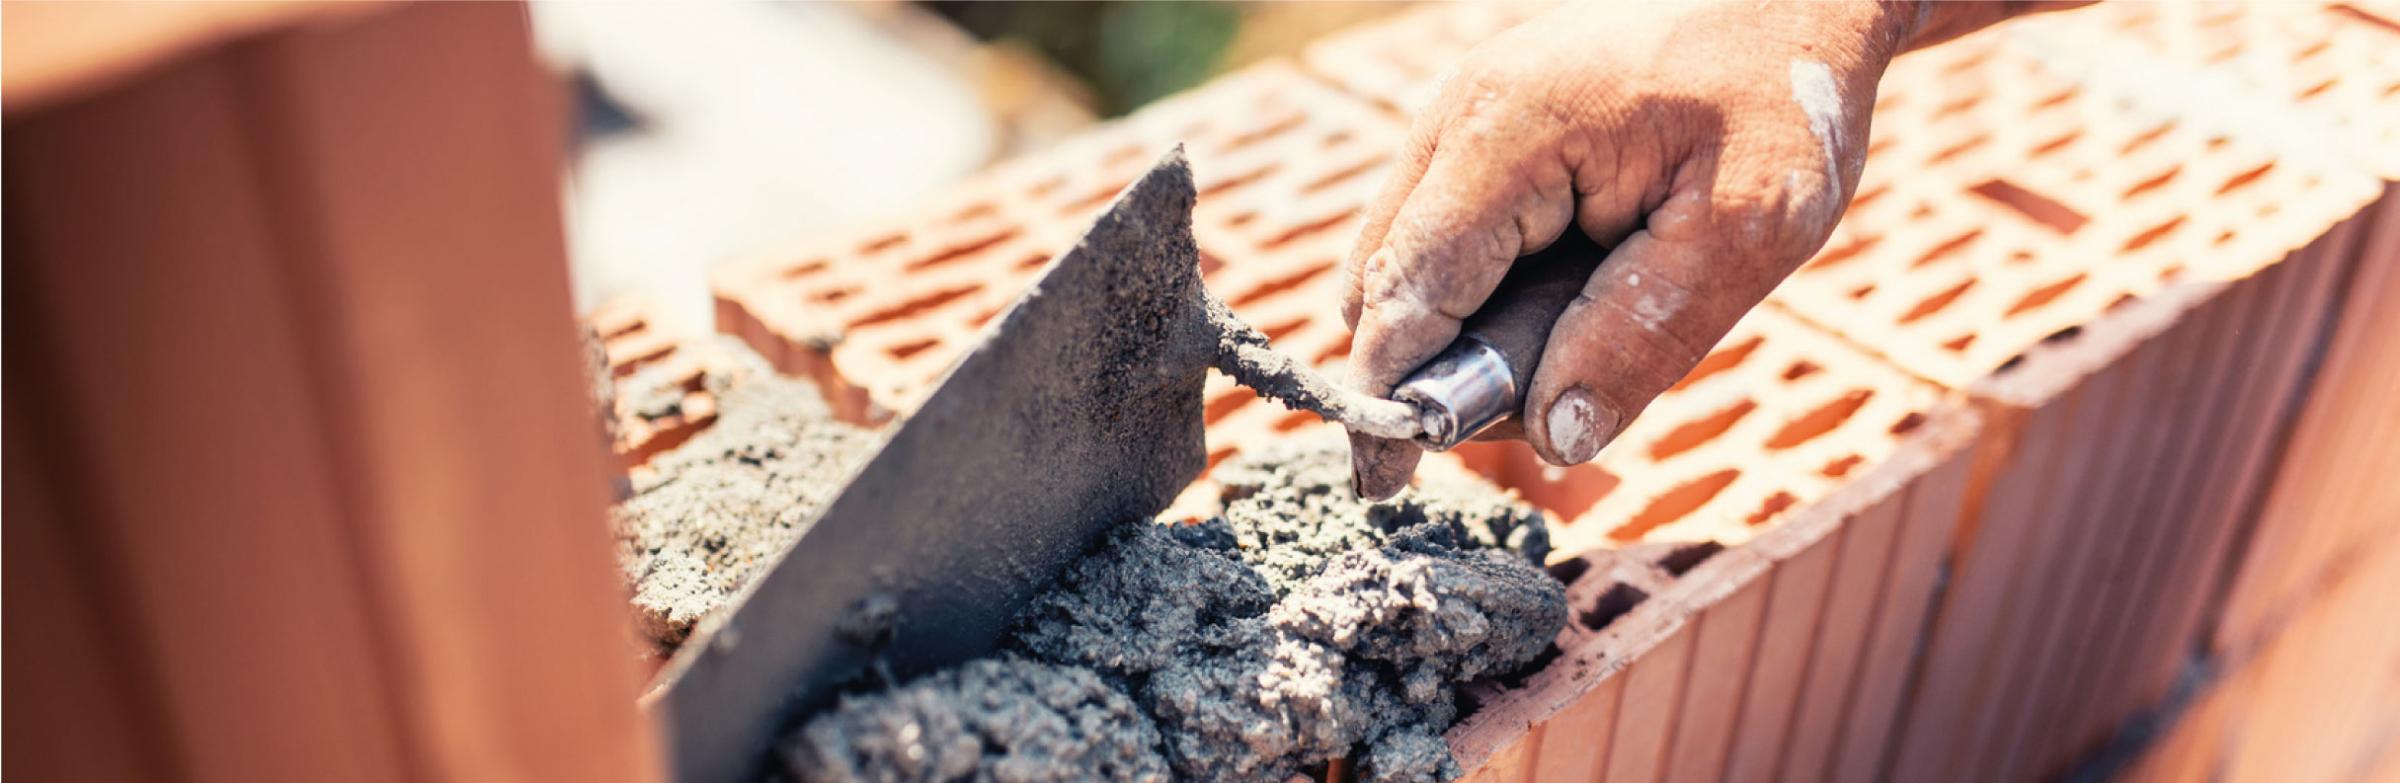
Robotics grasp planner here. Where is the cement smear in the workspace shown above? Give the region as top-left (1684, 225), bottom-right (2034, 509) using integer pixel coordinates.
top-left (788, 435), bottom-right (1567, 783)
top-left (782, 657), bottom-right (1172, 783)
top-left (612, 343), bottom-right (878, 650)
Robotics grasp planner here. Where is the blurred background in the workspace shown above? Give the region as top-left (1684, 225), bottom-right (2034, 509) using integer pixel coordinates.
top-left (535, 1), bottom-right (1400, 334)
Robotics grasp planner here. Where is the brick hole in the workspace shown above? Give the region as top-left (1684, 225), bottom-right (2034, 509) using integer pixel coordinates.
top-left (1061, 178), bottom-right (1136, 217)
top-left (2206, 135), bottom-right (2231, 151)
top-left (1014, 252), bottom-right (1051, 271)
top-left (1104, 143), bottom-right (1148, 166)
top-left (1258, 209), bottom-right (1361, 251)
top-left (1203, 388), bottom-right (1249, 424)
top-left (2121, 121), bottom-right (2177, 155)
top-left (1900, 279), bottom-right (1975, 324)
top-left (1261, 316), bottom-right (1308, 342)
top-left (1321, 130), bottom-right (1352, 148)
top-left (1224, 210), bottom-right (1259, 228)
top-left (2044, 324), bottom-right (2084, 344)
top-left (812, 286), bottom-right (858, 304)
top-left (1231, 263), bottom-right (1336, 308)
top-left (885, 337), bottom-right (941, 360)
top-left (949, 202), bottom-right (999, 222)
top-left (1658, 541), bottom-right (1724, 577)
top-left (2382, 81), bottom-right (2400, 99)
top-left (1270, 409), bottom-right (1316, 433)
top-left (1199, 163), bottom-right (1279, 198)
top-left (1668, 335), bottom-right (1762, 392)
top-left (2299, 77), bottom-right (2341, 99)
top-left (1822, 453), bottom-right (1865, 478)
top-left (1942, 334), bottom-right (1975, 353)
top-left (1866, 134), bottom-right (1898, 156)
top-left (2124, 166), bottom-right (2183, 200)
top-left (905, 228), bottom-right (1022, 272)
top-left (1546, 556), bottom-right (1592, 585)
top-left (1912, 203), bottom-right (1936, 219)
top-left (2160, 263), bottom-right (2186, 283)
top-left (1206, 444), bottom-right (1237, 471)
top-left (1996, 352), bottom-right (2026, 374)
top-left (1912, 229), bottom-right (1984, 269)
top-left (2010, 250), bottom-right (2035, 265)
top-left (2295, 38), bottom-right (2333, 62)
top-left (2330, 4), bottom-right (2400, 35)
top-left (2218, 161), bottom-right (2276, 195)
top-left (1197, 252), bottom-right (1226, 276)
top-left (1300, 155), bottom-right (1389, 195)
top-left (1648, 399), bottom-right (1758, 460)
top-left (2122, 216), bottom-right (2188, 253)
top-left (1579, 583), bottom-right (1650, 631)
top-left (1494, 643), bottom-right (1565, 689)
top-left (1312, 341), bottom-right (1351, 366)
top-left (2207, 43), bottom-right (2245, 65)
top-left (1930, 133), bottom-right (1990, 165)
top-left (849, 285), bottom-right (981, 328)
top-left (2214, 230), bottom-right (2237, 247)
top-left (2031, 130), bottom-right (2083, 157)
top-left (2005, 272), bottom-right (2088, 317)
top-left (780, 259), bottom-right (832, 280)
top-left (1968, 179), bottom-right (2089, 234)
top-left (1746, 491), bottom-right (1798, 526)
top-left (857, 233), bottom-right (908, 255)
top-left (2036, 85), bottom-right (2082, 110)
top-left (1217, 113), bottom-right (1308, 155)
top-left (596, 317), bottom-right (648, 341)
top-left (1612, 469), bottom-right (1740, 542)
top-left (1933, 93), bottom-right (1983, 118)
top-left (1800, 235), bottom-right (1882, 272)
top-left (1453, 441), bottom-right (1618, 521)
top-left (1850, 284), bottom-right (1877, 300)
top-left (1941, 48), bottom-right (1996, 74)
top-left (1767, 389), bottom-right (1874, 450)
top-left (1783, 360), bottom-right (1821, 382)
top-left (1850, 182), bottom-right (1893, 210)
top-left (1027, 175), bottom-right (1067, 199)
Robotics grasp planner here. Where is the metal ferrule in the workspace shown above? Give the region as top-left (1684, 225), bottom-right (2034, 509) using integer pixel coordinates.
top-left (1392, 337), bottom-right (1516, 451)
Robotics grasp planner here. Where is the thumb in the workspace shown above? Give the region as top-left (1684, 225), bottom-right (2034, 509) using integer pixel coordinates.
top-left (1522, 228), bottom-right (1781, 465)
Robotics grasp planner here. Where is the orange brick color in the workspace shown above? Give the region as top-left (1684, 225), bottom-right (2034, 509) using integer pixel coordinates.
top-left (683, 2), bottom-right (2400, 780)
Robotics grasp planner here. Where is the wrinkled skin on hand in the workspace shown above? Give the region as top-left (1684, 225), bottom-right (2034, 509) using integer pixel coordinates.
top-left (1338, 1), bottom-right (1925, 497)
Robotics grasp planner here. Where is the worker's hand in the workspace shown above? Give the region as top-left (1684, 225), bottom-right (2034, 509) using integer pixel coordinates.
top-left (1340, 1), bottom-right (1925, 497)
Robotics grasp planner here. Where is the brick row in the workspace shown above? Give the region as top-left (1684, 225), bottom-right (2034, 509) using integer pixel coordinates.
top-left (588, 297), bottom-right (726, 470)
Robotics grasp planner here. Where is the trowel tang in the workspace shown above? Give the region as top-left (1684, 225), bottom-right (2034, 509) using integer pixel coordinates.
top-left (1394, 230), bottom-right (1611, 451)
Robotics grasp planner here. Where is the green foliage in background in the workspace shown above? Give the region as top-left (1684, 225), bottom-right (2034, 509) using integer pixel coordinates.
top-left (931, 1), bottom-right (1241, 116)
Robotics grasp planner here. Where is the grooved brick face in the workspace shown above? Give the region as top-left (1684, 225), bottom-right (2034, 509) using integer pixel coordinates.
top-left (1300, 1), bottom-right (1557, 118)
top-left (712, 64), bottom-right (1404, 422)
top-left (589, 297), bottom-right (723, 468)
top-left (2023, 2), bottom-right (2400, 179)
top-left (1769, 25), bottom-right (2384, 389)
top-left (1453, 306), bottom-right (1949, 556)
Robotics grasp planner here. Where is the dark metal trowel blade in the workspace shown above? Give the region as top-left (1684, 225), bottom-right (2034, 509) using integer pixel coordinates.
top-left (652, 149), bottom-right (1216, 783)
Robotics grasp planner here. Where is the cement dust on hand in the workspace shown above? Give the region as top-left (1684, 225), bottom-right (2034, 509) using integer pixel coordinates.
top-left (610, 341), bottom-right (879, 651)
top-left (788, 434), bottom-right (1567, 783)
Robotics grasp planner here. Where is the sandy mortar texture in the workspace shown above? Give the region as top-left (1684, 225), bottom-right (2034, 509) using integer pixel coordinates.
top-left (782, 434), bottom-right (1567, 783)
top-left (611, 342), bottom-right (881, 650)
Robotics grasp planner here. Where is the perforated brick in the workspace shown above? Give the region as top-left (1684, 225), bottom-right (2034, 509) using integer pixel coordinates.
top-left (712, 63), bottom-right (1406, 422)
top-left (1771, 27), bottom-right (2382, 390)
top-left (1299, 1), bottom-right (1554, 118)
top-left (588, 297), bottom-right (723, 469)
top-left (1453, 307), bottom-right (1951, 557)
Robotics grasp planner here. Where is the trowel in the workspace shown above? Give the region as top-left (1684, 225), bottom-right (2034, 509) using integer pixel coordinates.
top-left (652, 148), bottom-right (1600, 782)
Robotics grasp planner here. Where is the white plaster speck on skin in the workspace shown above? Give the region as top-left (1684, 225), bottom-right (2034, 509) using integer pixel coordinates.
top-left (1789, 60), bottom-right (1847, 227)
top-left (1546, 391), bottom-right (1599, 464)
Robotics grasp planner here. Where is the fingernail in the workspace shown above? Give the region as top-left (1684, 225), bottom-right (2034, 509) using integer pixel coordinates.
top-left (1545, 388), bottom-right (1616, 465)
top-left (1347, 431), bottom-right (1422, 500)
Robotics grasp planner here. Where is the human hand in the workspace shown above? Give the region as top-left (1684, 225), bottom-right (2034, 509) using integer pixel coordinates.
top-left (1339, 1), bottom-right (1927, 498)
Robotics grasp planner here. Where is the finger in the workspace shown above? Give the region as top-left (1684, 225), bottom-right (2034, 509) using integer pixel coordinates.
top-left (1346, 138), bottom-right (1578, 398)
top-left (1522, 225), bottom-right (1786, 466)
top-left (1343, 120), bottom-right (1440, 331)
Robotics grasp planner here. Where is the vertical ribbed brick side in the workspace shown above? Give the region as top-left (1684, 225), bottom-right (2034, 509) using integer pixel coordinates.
top-left (2211, 183), bottom-right (2400, 658)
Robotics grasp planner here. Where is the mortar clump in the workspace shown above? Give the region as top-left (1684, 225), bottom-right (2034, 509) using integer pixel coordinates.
top-left (611, 342), bottom-right (879, 650)
top-left (793, 434), bottom-right (1567, 783)
top-left (781, 656), bottom-right (1172, 783)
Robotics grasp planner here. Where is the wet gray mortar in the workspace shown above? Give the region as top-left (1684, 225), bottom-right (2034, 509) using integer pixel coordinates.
top-left (782, 435), bottom-right (1568, 783)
